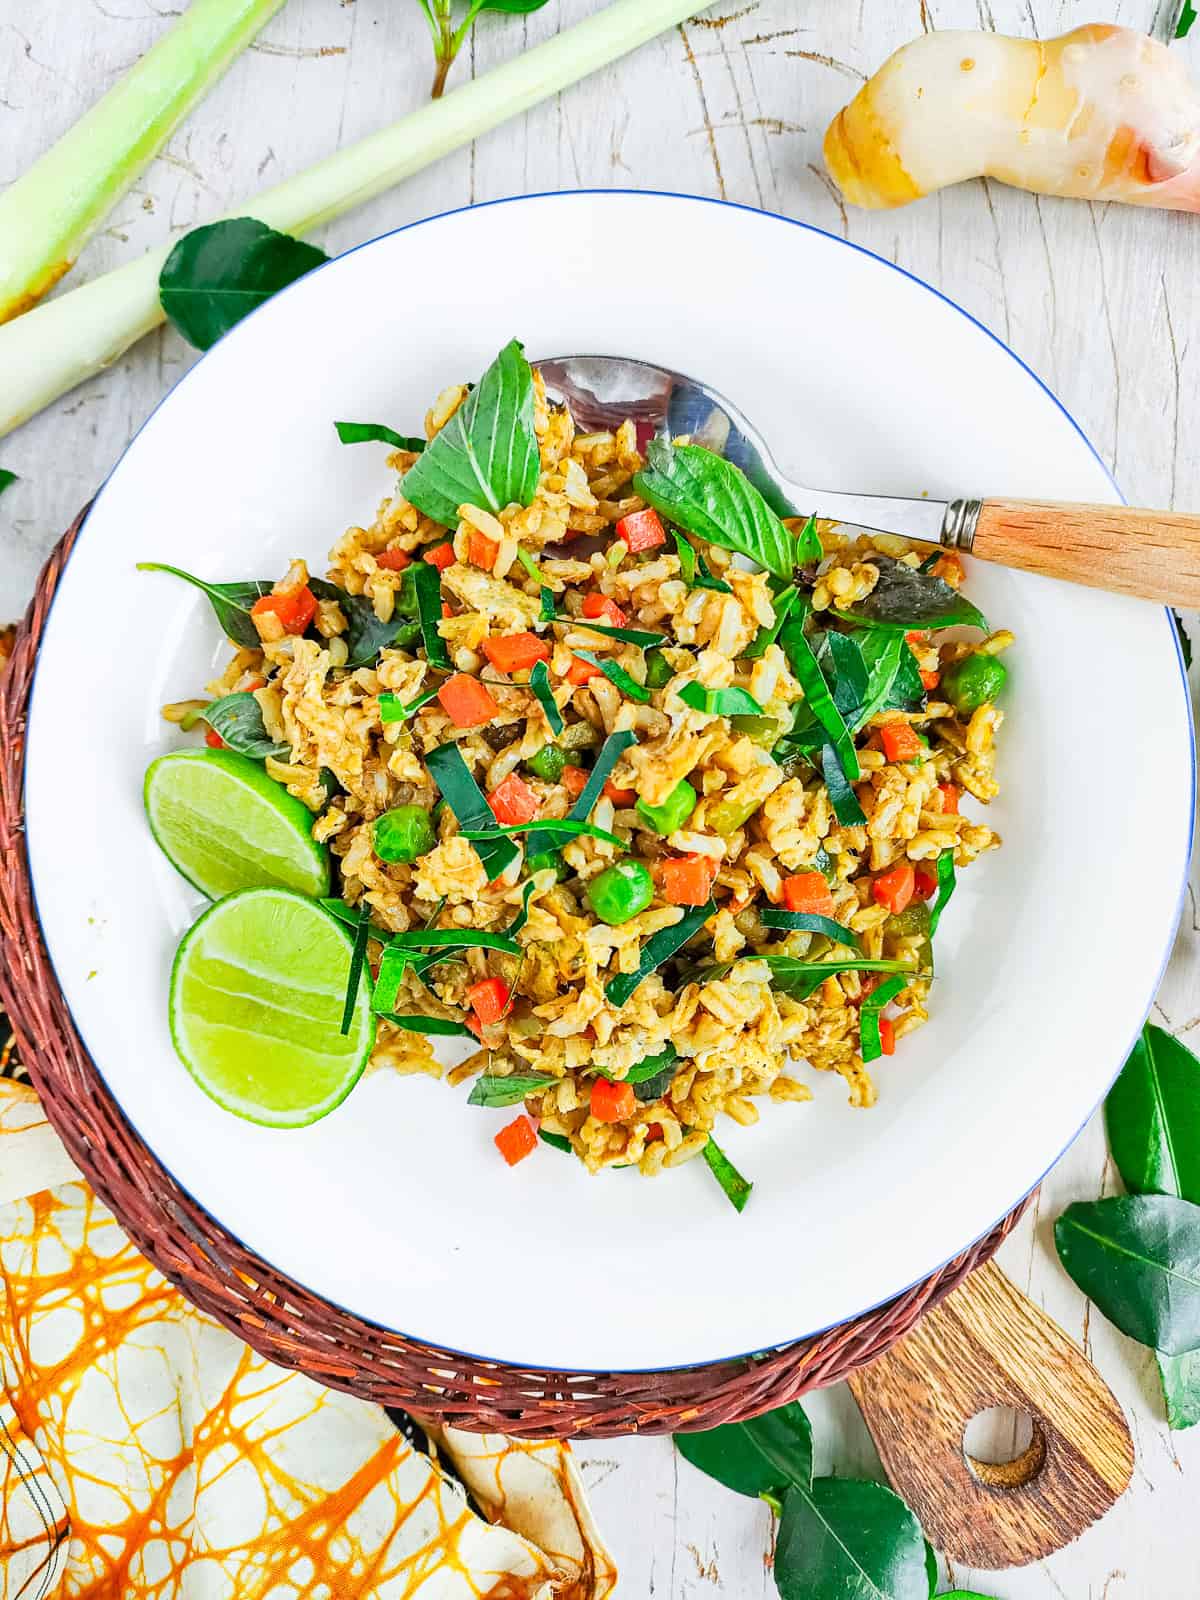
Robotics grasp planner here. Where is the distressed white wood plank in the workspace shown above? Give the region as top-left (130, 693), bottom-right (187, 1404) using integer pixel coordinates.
top-left (2, 2), bottom-right (1199, 1595)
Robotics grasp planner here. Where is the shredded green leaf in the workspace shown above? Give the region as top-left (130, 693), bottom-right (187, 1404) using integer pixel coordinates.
top-left (860, 974), bottom-right (909, 1064)
top-left (822, 742), bottom-right (866, 827)
top-left (384, 1014), bottom-right (476, 1038)
top-left (703, 1136), bottom-right (753, 1213)
top-left (569, 617), bottom-right (666, 648)
top-left (379, 685), bottom-right (440, 724)
top-left (0, 469), bottom-right (17, 497)
top-left (340, 901), bottom-right (373, 1036)
top-left (334, 421), bottom-right (425, 452)
top-left (389, 927), bottom-right (520, 953)
top-left (516, 546), bottom-right (556, 621)
top-left (677, 682), bottom-right (764, 718)
top-left (530, 659), bottom-right (564, 735)
top-left (463, 818), bottom-right (624, 848)
top-left (572, 650), bottom-right (651, 703)
top-left (468, 1071), bottom-right (557, 1108)
top-left (744, 583), bottom-right (800, 660)
top-left (568, 730), bottom-right (637, 824)
top-left (760, 910), bottom-right (860, 949)
top-left (779, 620), bottom-right (860, 783)
top-left (605, 898), bottom-right (714, 1007)
top-left (425, 740), bottom-right (519, 881)
top-left (405, 559), bottom-right (451, 669)
top-left (928, 850), bottom-right (957, 935)
top-left (539, 1130), bottom-right (573, 1154)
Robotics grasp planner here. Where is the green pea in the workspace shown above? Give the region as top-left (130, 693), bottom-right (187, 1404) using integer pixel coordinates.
top-left (645, 648), bottom-right (674, 690)
top-left (941, 653), bottom-right (1007, 716)
top-left (373, 804), bottom-right (436, 864)
top-left (636, 779), bottom-right (697, 836)
top-left (528, 848), bottom-right (569, 881)
top-left (526, 743), bottom-right (567, 783)
top-left (585, 860), bottom-right (654, 925)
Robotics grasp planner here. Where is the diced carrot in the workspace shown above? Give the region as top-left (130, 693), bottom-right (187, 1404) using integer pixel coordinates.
top-left (913, 865), bottom-right (939, 901)
top-left (781, 872), bottom-right (835, 916)
top-left (878, 1017), bottom-right (896, 1056)
top-left (646, 1122), bottom-right (664, 1142)
top-left (204, 728), bottom-right (225, 749)
top-left (376, 548), bottom-right (411, 571)
top-left (488, 772), bottom-right (540, 826)
top-left (468, 976), bottom-right (511, 1025)
top-left (591, 1078), bottom-right (636, 1122)
top-left (442, 602), bottom-right (454, 618)
top-left (251, 585), bottom-right (316, 635)
top-left (872, 861), bottom-right (915, 915)
top-left (603, 779), bottom-right (637, 807)
top-left (905, 630), bottom-right (929, 644)
top-left (919, 669), bottom-right (940, 691)
top-left (468, 529), bottom-right (499, 571)
top-left (565, 654), bottom-right (602, 686)
top-left (482, 632), bottom-right (551, 674)
top-left (880, 723), bottom-right (923, 763)
top-left (938, 783), bottom-right (959, 814)
top-left (932, 552), bottom-right (964, 586)
top-left (241, 675), bottom-right (266, 692)
top-left (437, 673), bottom-right (500, 728)
top-left (423, 542), bottom-right (455, 571)
top-left (494, 1115), bottom-right (538, 1166)
top-left (661, 855), bottom-right (717, 906)
top-left (561, 765), bottom-right (589, 799)
top-left (582, 592), bottom-right (628, 626)
top-left (615, 508), bottom-right (666, 553)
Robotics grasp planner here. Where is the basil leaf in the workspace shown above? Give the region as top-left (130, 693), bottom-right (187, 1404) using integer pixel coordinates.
top-left (137, 562), bottom-right (273, 648)
top-left (632, 1065), bottom-right (676, 1102)
top-left (516, 548), bottom-right (555, 621)
top-left (384, 1014), bottom-right (476, 1038)
top-left (820, 630), bottom-right (869, 721)
top-left (1158, 1349), bottom-right (1200, 1430)
top-left (853, 630), bottom-right (906, 728)
top-left (572, 650), bottom-right (651, 703)
top-left (0, 469), bottom-right (17, 497)
top-left (671, 529), bottom-right (734, 594)
top-left (539, 1129), bottom-right (573, 1154)
top-left (568, 730), bottom-right (638, 826)
top-left (468, 1071), bottom-right (557, 1108)
top-left (779, 618), bottom-right (859, 783)
top-left (928, 851), bottom-right (956, 935)
top-left (462, 819), bottom-right (624, 848)
top-left (860, 973), bottom-right (909, 1064)
top-left (884, 638), bottom-right (928, 714)
top-left (675, 1402), bottom-right (810, 1498)
top-left (159, 218), bottom-right (328, 350)
top-left (404, 560), bottom-right (451, 669)
top-left (203, 692), bottom-right (290, 760)
top-left (334, 421), bottom-right (425, 452)
top-left (425, 740), bottom-right (519, 881)
top-left (678, 682), bottom-right (764, 717)
top-left (308, 577), bottom-right (421, 669)
top-left (760, 910), bottom-right (860, 948)
top-left (570, 618), bottom-right (666, 648)
top-left (389, 927), bottom-right (520, 954)
top-left (340, 902), bottom-right (373, 1036)
top-left (703, 1136), bottom-right (753, 1213)
top-left (823, 743), bottom-right (866, 827)
top-left (401, 339), bottom-right (539, 527)
top-left (836, 555), bottom-right (987, 633)
top-left (718, 954), bottom-right (917, 1003)
top-left (1105, 1025), bottom-right (1200, 1205)
top-left (744, 584), bottom-right (800, 660)
top-left (530, 659), bottom-right (564, 736)
top-left (1054, 1195), bottom-right (1200, 1354)
top-left (625, 1042), bottom-right (680, 1084)
top-left (775, 1479), bottom-right (928, 1600)
top-left (380, 686), bottom-right (440, 724)
top-left (633, 440), bottom-right (805, 582)
top-left (605, 899), bottom-right (715, 1007)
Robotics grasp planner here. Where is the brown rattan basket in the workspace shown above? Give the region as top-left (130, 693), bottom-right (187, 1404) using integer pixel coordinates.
top-left (0, 514), bottom-right (1028, 1438)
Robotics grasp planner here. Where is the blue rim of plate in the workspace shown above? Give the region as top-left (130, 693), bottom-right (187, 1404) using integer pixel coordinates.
top-left (25, 189), bottom-right (1197, 1376)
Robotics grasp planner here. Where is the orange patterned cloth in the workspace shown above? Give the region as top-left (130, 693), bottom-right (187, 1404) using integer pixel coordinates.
top-left (0, 1078), bottom-right (616, 1598)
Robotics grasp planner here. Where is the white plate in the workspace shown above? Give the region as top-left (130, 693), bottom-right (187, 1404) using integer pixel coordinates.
top-left (26, 192), bottom-right (1193, 1371)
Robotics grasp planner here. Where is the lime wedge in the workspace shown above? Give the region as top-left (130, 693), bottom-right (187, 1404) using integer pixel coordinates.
top-left (169, 887), bottom-right (374, 1126)
top-left (145, 748), bottom-right (329, 900)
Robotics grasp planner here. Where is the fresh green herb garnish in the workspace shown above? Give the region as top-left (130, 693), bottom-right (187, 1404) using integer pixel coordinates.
top-left (461, 818), bottom-right (624, 848)
top-left (633, 440), bottom-right (820, 581)
top-left (379, 685), bottom-right (440, 724)
top-left (308, 576), bottom-right (421, 668)
top-left (401, 339), bottom-right (539, 527)
top-left (670, 528), bottom-right (732, 592)
top-left (137, 563), bottom-right (273, 649)
top-left (777, 619), bottom-right (859, 785)
top-left (822, 743), bottom-right (866, 827)
top-left (703, 1136), bottom-right (753, 1213)
top-left (516, 547), bottom-right (555, 621)
top-left (1178, 0), bottom-right (1197, 39)
top-left (1054, 1195), bottom-right (1200, 1355)
top-left (420, 0), bottom-right (554, 99)
top-left (0, 469), bottom-right (17, 497)
top-left (744, 582), bottom-right (800, 660)
top-left (321, 896), bottom-right (368, 929)
top-left (699, 954), bottom-right (919, 1003)
top-left (760, 910), bottom-right (860, 948)
top-left (404, 559), bottom-right (451, 669)
top-left (340, 901), bottom-right (373, 1037)
top-left (425, 740), bottom-right (520, 881)
top-left (468, 1070), bottom-right (557, 1107)
top-left (927, 851), bottom-right (956, 935)
top-left (384, 1014), bottom-right (476, 1038)
top-left (388, 927), bottom-right (520, 954)
top-left (605, 898), bottom-right (715, 1007)
top-left (566, 730), bottom-right (638, 827)
top-left (859, 973), bottom-right (908, 1064)
top-left (334, 420), bottom-right (425, 452)
top-left (571, 649), bottom-right (651, 703)
top-left (159, 217), bottom-right (328, 350)
top-left (569, 617), bottom-right (666, 648)
top-left (203, 691), bottom-right (290, 760)
top-left (623, 1043), bottom-right (680, 1100)
top-left (529, 659), bottom-right (564, 735)
top-left (539, 1129), bottom-right (573, 1154)
top-left (834, 555), bottom-right (987, 633)
top-left (677, 681), bottom-right (764, 718)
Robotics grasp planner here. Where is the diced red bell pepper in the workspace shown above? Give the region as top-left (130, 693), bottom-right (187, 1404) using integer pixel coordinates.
top-left (561, 765), bottom-right (589, 799)
top-left (615, 509), bottom-right (666, 553)
top-left (488, 772), bottom-right (540, 826)
top-left (205, 728), bottom-right (225, 749)
top-left (913, 865), bottom-right (939, 901)
top-left (932, 552), bottom-right (964, 586)
top-left (251, 585), bottom-right (316, 635)
top-left (938, 783), bottom-right (959, 814)
top-left (781, 872), bottom-right (835, 916)
top-left (482, 632), bottom-right (551, 674)
top-left (878, 1016), bottom-right (896, 1056)
top-left (442, 601), bottom-right (454, 619)
top-left (423, 542), bottom-right (455, 571)
top-left (591, 1078), bottom-right (636, 1123)
top-left (468, 530), bottom-right (499, 571)
top-left (494, 1115), bottom-right (538, 1166)
top-left (603, 779), bottom-right (637, 806)
top-left (582, 592), bottom-right (628, 627)
top-left (468, 976), bottom-right (511, 1025)
top-left (880, 723), bottom-right (923, 763)
top-left (646, 1122), bottom-right (664, 1142)
top-left (437, 673), bottom-right (500, 728)
top-left (905, 630), bottom-right (930, 645)
top-left (872, 861), bottom-right (915, 915)
top-left (565, 655), bottom-right (602, 686)
top-left (376, 548), bottom-right (411, 571)
top-left (661, 855), bottom-right (717, 907)
top-left (919, 669), bottom-right (940, 691)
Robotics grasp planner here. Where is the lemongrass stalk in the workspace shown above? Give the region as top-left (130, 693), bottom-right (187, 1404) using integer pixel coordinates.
top-left (0, 0), bottom-right (286, 325)
top-left (0, 0), bottom-right (704, 440)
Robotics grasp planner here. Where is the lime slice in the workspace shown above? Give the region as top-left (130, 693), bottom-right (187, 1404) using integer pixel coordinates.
top-left (145, 748), bottom-right (329, 900)
top-left (169, 887), bottom-right (374, 1126)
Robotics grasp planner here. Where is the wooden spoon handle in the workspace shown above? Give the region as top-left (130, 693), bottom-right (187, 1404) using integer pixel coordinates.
top-left (970, 498), bottom-right (1200, 606)
top-left (846, 1259), bottom-right (1134, 1570)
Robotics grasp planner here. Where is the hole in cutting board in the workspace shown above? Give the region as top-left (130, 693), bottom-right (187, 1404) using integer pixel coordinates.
top-left (962, 1405), bottom-right (1046, 1488)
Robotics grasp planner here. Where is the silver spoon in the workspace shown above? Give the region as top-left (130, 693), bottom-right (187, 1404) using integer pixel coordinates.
top-left (539, 353), bottom-right (1200, 608)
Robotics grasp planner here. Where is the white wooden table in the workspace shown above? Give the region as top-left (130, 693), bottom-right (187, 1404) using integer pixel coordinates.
top-left (3, 3), bottom-right (1198, 1594)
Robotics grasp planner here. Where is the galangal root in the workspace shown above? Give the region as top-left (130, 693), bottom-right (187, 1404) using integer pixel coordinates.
top-left (825, 23), bottom-right (1200, 212)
